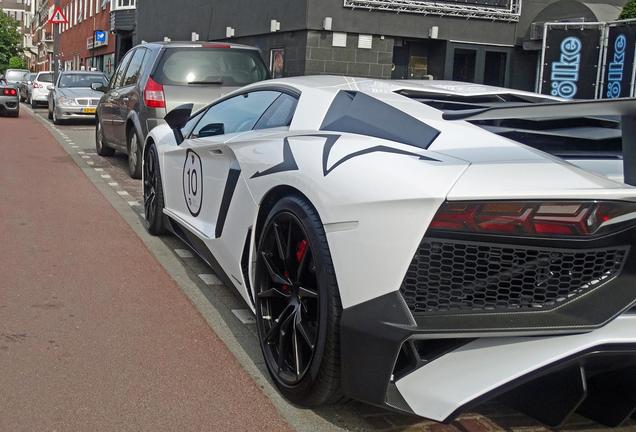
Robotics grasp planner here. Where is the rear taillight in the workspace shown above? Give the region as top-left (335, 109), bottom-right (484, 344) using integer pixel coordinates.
top-left (2, 88), bottom-right (17, 96)
top-left (429, 201), bottom-right (636, 237)
top-left (144, 76), bottom-right (165, 108)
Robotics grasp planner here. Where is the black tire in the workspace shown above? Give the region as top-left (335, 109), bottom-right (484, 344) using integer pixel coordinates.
top-left (95, 118), bottom-right (115, 156)
top-left (127, 128), bottom-right (142, 179)
top-left (255, 195), bottom-right (343, 407)
top-left (52, 107), bottom-right (62, 125)
top-left (143, 143), bottom-right (166, 235)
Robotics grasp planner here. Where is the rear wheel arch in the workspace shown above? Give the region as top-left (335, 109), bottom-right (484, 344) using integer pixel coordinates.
top-left (255, 185), bottom-right (315, 241)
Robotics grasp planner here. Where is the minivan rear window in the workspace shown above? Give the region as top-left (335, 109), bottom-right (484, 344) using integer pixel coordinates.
top-left (37, 73), bottom-right (53, 83)
top-left (152, 48), bottom-right (269, 87)
top-left (5, 70), bottom-right (29, 81)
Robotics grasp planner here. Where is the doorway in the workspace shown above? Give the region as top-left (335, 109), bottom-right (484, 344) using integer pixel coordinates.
top-left (446, 44), bottom-right (511, 86)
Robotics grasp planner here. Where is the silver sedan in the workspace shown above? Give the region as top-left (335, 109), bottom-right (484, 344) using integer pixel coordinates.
top-left (48, 71), bottom-right (109, 125)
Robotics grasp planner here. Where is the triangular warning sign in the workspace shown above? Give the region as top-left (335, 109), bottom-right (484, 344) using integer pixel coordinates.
top-left (49, 6), bottom-right (68, 24)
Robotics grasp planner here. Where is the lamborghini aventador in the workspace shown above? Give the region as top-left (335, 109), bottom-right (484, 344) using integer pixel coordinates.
top-left (142, 76), bottom-right (636, 427)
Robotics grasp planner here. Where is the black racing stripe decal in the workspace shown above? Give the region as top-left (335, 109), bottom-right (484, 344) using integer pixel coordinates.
top-left (250, 133), bottom-right (440, 179)
top-left (215, 168), bottom-right (241, 238)
top-left (325, 145), bottom-right (439, 176)
top-left (250, 137), bottom-right (299, 178)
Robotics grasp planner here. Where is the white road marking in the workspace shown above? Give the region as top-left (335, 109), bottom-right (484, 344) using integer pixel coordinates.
top-left (71, 146), bottom-right (79, 149)
top-left (174, 249), bottom-right (194, 258)
top-left (87, 161), bottom-right (94, 165)
top-left (232, 309), bottom-right (256, 325)
top-left (77, 151), bottom-right (86, 154)
top-left (117, 190), bottom-right (130, 196)
top-left (101, 174), bottom-right (111, 179)
top-left (198, 274), bottom-right (222, 286)
top-left (127, 201), bottom-right (140, 206)
top-left (94, 168), bottom-right (104, 172)
top-left (81, 156), bottom-right (90, 159)
top-left (108, 182), bottom-right (119, 187)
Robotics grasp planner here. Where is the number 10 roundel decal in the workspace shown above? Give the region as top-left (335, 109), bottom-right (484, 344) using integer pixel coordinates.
top-left (183, 149), bottom-right (203, 217)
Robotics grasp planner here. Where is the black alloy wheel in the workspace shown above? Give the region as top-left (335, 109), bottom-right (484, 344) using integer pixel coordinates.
top-left (143, 144), bottom-right (165, 235)
top-left (255, 196), bottom-right (343, 406)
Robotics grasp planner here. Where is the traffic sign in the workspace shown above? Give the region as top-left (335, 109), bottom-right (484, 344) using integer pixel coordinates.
top-left (95, 30), bottom-right (107, 44)
top-left (49, 6), bottom-right (68, 24)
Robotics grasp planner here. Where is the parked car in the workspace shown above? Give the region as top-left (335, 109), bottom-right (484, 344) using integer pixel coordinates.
top-left (4, 69), bottom-right (29, 101)
top-left (30, 71), bottom-right (53, 107)
top-left (48, 71), bottom-right (108, 125)
top-left (94, 41), bottom-right (269, 179)
top-left (18, 73), bottom-right (37, 102)
top-left (145, 76), bottom-right (636, 427)
top-left (0, 78), bottom-right (20, 117)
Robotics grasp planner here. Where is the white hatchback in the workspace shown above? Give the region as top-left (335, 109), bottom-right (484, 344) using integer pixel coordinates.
top-left (30, 71), bottom-right (53, 107)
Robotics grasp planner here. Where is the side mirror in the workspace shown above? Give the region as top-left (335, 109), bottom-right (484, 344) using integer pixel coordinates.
top-left (91, 82), bottom-right (107, 92)
top-left (164, 103), bottom-right (193, 145)
top-left (47, 85), bottom-right (54, 91)
top-left (198, 123), bottom-right (225, 138)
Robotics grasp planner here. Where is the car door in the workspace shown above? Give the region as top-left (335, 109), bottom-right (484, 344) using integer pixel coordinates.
top-left (112, 47), bottom-right (148, 147)
top-left (100, 50), bottom-right (133, 146)
top-left (162, 90), bottom-right (283, 241)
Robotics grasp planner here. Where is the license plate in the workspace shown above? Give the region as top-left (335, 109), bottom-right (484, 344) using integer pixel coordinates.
top-left (82, 107), bottom-right (96, 114)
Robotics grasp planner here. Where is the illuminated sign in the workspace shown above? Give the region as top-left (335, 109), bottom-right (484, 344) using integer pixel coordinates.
top-left (550, 37), bottom-right (581, 98)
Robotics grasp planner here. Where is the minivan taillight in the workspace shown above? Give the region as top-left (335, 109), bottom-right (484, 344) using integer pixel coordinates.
top-left (429, 201), bottom-right (636, 237)
top-left (33, 82), bottom-right (42, 88)
top-left (144, 77), bottom-right (165, 108)
top-left (3, 88), bottom-right (17, 96)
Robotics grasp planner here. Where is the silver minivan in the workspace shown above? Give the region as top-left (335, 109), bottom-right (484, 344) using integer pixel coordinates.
top-left (95, 41), bottom-right (270, 178)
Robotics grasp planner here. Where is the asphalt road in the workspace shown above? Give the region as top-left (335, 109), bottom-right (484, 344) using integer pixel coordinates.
top-left (2, 104), bottom-right (633, 432)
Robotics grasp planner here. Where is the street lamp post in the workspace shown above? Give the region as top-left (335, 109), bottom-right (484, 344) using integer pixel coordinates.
top-left (53, 0), bottom-right (61, 84)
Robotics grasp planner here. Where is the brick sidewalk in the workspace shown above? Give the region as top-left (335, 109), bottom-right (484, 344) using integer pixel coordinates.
top-left (0, 113), bottom-right (291, 431)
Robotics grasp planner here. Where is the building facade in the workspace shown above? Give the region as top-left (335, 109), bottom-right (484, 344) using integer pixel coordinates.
top-left (57, 0), bottom-right (115, 76)
top-left (30, 0), bottom-right (53, 71)
top-left (135, 0), bottom-right (628, 92)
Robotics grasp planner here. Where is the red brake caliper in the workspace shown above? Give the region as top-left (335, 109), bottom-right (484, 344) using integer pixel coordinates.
top-left (296, 240), bottom-right (308, 263)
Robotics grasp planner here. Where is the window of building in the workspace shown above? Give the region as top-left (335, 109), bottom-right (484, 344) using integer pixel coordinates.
top-left (111, 0), bottom-right (135, 10)
top-left (452, 48), bottom-right (477, 82)
top-left (484, 51), bottom-right (507, 87)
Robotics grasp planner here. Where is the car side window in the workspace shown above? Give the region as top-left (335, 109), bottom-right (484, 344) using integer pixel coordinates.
top-left (191, 91), bottom-right (281, 139)
top-left (254, 93), bottom-right (298, 130)
top-left (110, 50), bottom-right (134, 90)
top-left (182, 110), bottom-right (205, 138)
top-left (122, 48), bottom-right (147, 87)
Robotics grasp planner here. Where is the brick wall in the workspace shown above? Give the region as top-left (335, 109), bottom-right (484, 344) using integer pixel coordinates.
top-left (58, 0), bottom-right (114, 73)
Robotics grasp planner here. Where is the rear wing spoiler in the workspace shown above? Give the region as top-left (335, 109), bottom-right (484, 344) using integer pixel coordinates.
top-left (442, 97), bottom-right (636, 186)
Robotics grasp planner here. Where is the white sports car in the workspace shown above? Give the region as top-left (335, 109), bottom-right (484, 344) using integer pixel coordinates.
top-left (143, 76), bottom-right (636, 427)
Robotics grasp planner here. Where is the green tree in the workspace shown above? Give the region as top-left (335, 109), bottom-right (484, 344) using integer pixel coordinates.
top-left (620, 0), bottom-right (636, 19)
top-left (9, 56), bottom-right (25, 69)
top-left (0, 10), bottom-right (22, 71)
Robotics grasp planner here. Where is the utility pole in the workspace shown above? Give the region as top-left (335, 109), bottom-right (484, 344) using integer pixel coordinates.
top-left (53, 0), bottom-right (60, 84)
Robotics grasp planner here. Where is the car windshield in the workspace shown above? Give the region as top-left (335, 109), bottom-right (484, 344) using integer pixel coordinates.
top-left (37, 72), bottom-right (54, 83)
top-left (153, 48), bottom-right (269, 86)
top-left (59, 73), bottom-right (108, 88)
top-left (29, 73), bottom-right (37, 81)
top-left (5, 70), bottom-right (29, 82)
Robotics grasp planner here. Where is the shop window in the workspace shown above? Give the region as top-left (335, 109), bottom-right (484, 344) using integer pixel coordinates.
top-left (452, 49), bottom-right (476, 82)
top-left (484, 51), bottom-right (507, 87)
